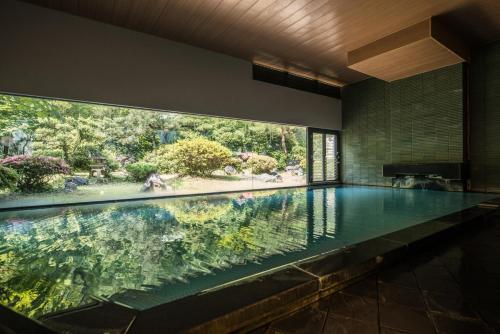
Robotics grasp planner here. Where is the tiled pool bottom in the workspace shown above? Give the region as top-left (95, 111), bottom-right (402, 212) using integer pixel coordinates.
top-left (0, 186), bottom-right (497, 323)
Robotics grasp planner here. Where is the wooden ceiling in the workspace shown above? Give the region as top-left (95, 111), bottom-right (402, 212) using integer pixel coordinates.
top-left (21, 0), bottom-right (500, 85)
top-left (347, 18), bottom-right (470, 82)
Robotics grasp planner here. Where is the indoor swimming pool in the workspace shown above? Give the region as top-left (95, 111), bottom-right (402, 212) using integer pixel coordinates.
top-left (0, 186), bottom-right (496, 319)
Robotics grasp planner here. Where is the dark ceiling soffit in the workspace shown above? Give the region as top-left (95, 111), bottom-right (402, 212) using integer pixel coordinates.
top-left (252, 64), bottom-right (341, 99)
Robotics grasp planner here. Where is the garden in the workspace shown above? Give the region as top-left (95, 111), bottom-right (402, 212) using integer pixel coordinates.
top-left (0, 94), bottom-right (307, 208)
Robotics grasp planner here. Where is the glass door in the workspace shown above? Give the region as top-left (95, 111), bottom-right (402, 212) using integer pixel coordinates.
top-left (308, 128), bottom-right (340, 184)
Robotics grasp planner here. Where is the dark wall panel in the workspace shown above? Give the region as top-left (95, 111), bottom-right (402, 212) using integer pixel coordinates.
top-left (342, 64), bottom-right (464, 186)
top-left (470, 41), bottom-right (500, 192)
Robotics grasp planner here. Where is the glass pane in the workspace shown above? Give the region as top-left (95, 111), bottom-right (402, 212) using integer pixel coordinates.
top-left (325, 134), bottom-right (337, 181)
top-left (312, 133), bottom-right (324, 182)
top-left (0, 94), bottom-right (307, 209)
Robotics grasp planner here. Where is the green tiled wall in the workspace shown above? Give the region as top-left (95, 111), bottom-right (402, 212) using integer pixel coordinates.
top-left (341, 64), bottom-right (464, 186)
top-left (470, 41), bottom-right (500, 192)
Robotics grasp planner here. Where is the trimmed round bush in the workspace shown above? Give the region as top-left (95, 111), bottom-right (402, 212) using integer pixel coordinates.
top-left (125, 162), bottom-right (158, 182)
top-left (143, 145), bottom-right (175, 174)
top-left (0, 155), bottom-right (70, 192)
top-left (0, 165), bottom-right (19, 191)
top-left (248, 155), bottom-right (278, 174)
top-left (171, 138), bottom-right (232, 177)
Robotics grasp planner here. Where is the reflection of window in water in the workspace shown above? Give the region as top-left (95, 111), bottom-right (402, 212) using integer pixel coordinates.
top-left (309, 187), bottom-right (337, 242)
top-left (326, 188), bottom-right (336, 236)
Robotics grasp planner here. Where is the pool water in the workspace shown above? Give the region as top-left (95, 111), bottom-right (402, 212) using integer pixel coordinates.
top-left (0, 186), bottom-right (495, 318)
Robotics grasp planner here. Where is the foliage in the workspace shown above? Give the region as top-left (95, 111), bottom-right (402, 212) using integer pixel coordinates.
top-left (248, 155), bottom-right (278, 174)
top-left (299, 158), bottom-right (307, 171)
top-left (0, 166), bottom-right (19, 190)
top-left (125, 162), bottom-right (158, 182)
top-left (0, 155), bottom-right (70, 191)
top-left (227, 157), bottom-right (243, 172)
top-left (143, 145), bottom-right (175, 174)
top-left (270, 151), bottom-right (287, 170)
top-left (0, 93), bottom-right (307, 193)
top-left (170, 138), bottom-right (232, 177)
top-left (291, 145), bottom-right (307, 171)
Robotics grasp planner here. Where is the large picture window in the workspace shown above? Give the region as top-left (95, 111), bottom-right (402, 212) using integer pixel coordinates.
top-left (0, 94), bottom-right (307, 209)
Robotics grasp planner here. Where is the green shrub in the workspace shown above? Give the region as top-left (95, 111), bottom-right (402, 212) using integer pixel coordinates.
top-left (248, 155), bottom-right (278, 174)
top-left (299, 158), bottom-right (307, 171)
top-left (69, 149), bottom-right (119, 174)
top-left (271, 151), bottom-right (287, 170)
top-left (0, 155), bottom-right (70, 192)
top-left (228, 157), bottom-right (243, 172)
top-left (291, 145), bottom-right (306, 162)
top-left (171, 138), bottom-right (232, 177)
top-left (0, 165), bottom-right (19, 190)
top-left (101, 150), bottom-right (120, 173)
top-left (143, 145), bottom-right (176, 174)
top-left (125, 162), bottom-right (158, 182)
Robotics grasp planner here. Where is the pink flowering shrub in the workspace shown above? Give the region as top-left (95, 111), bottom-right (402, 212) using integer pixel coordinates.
top-left (0, 155), bottom-right (70, 192)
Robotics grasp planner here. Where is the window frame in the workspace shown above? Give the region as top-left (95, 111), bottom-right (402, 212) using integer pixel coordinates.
top-left (307, 127), bottom-right (341, 186)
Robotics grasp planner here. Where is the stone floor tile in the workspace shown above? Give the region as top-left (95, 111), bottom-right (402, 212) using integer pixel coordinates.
top-left (412, 262), bottom-right (452, 280)
top-left (378, 283), bottom-right (426, 309)
top-left (269, 307), bottom-right (327, 334)
top-left (418, 278), bottom-right (461, 295)
top-left (424, 290), bottom-right (479, 319)
top-left (340, 275), bottom-right (378, 299)
top-left (432, 314), bottom-right (495, 334)
top-left (322, 314), bottom-right (378, 334)
top-left (378, 265), bottom-right (418, 289)
top-left (379, 303), bottom-right (436, 334)
top-left (475, 302), bottom-right (500, 330)
top-left (410, 252), bottom-right (444, 269)
top-left (329, 292), bottom-right (378, 323)
top-left (379, 328), bottom-right (409, 334)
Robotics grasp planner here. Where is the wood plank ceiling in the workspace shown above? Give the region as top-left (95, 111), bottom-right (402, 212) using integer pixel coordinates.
top-left (21, 0), bottom-right (500, 85)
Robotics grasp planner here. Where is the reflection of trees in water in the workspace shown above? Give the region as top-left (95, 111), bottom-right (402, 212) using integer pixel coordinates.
top-left (0, 190), bottom-right (307, 318)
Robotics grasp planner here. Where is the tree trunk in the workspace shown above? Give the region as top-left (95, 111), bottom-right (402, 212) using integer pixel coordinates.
top-left (280, 127), bottom-right (288, 155)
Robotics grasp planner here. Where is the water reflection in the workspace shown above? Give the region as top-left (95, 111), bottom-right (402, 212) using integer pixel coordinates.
top-left (0, 188), bottom-right (337, 318)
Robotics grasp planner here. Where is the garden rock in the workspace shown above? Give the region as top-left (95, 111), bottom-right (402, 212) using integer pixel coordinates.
top-left (66, 176), bottom-right (89, 186)
top-left (256, 173), bottom-right (283, 183)
top-left (141, 173), bottom-right (167, 192)
top-left (224, 165), bottom-right (237, 175)
top-left (285, 165), bottom-right (301, 172)
top-left (64, 181), bottom-right (78, 192)
top-left (286, 165), bottom-right (304, 176)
